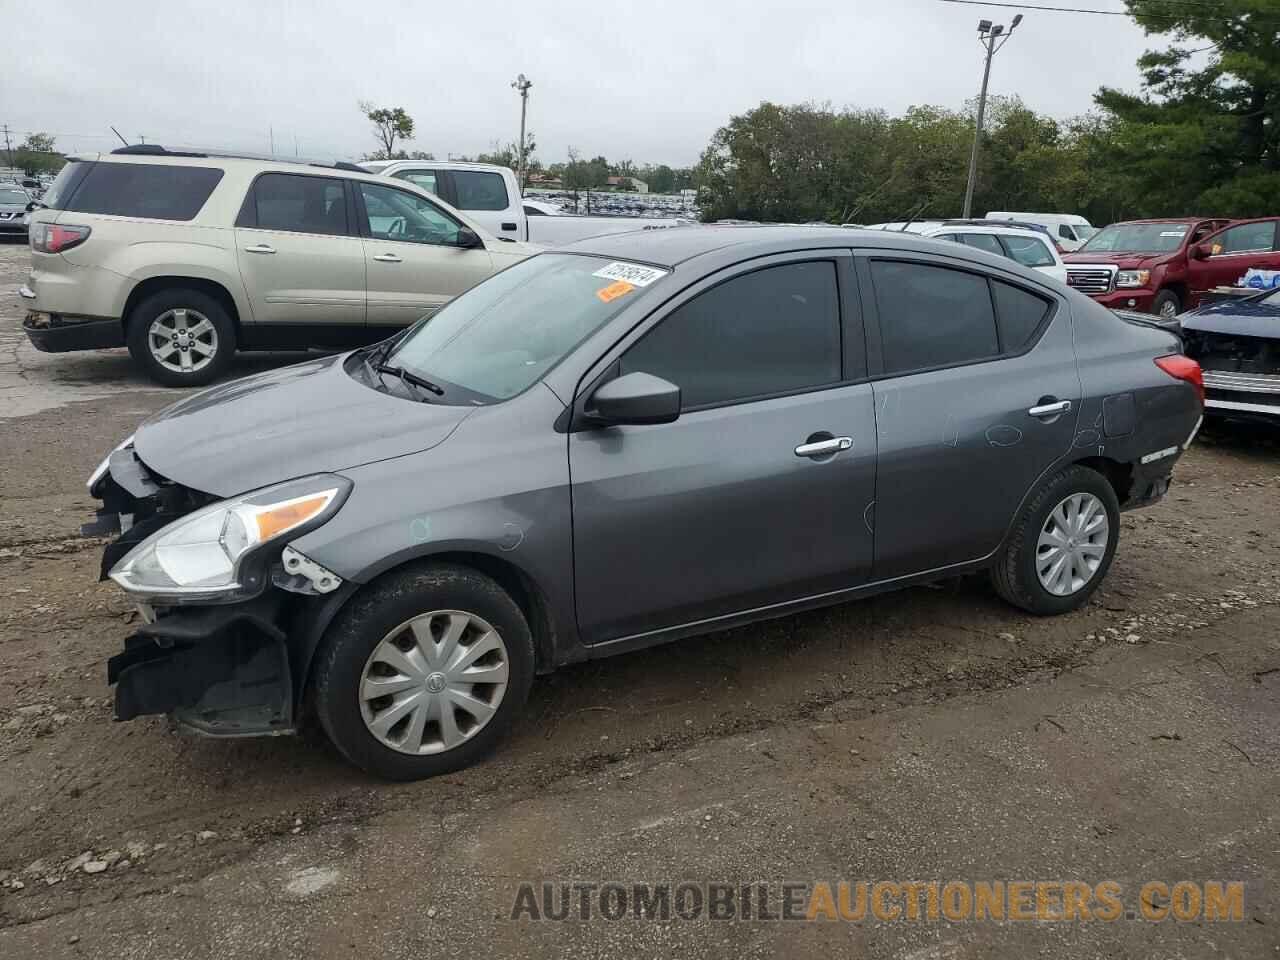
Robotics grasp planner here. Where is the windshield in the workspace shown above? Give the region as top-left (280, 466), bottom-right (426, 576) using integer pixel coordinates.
top-left (1080, 222), bottom-right (1189, 254)
top-left (0, 189), bottom-right (28, 204)
top-left (387, 254), bottom-right (666, 402)
top-left (1074, 224), bottom-right (1098, 240)
top-left (1259, 288), bottom-right (1280, 307)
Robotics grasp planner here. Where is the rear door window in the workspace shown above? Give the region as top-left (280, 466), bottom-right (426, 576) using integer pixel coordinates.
top-left (450, 171), bottom-right (510, 211)
top-left (241, 173), bottom-right (348, 236)
top-left (61, 162), bottom-right (223, 221)
top-left (870, 260), bottom-right (1000, 374)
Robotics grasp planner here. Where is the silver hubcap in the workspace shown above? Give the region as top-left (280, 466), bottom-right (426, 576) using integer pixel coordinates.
top-left (148, 308), bottom-right (217, 374)
top-left (1158, 300), bottom-right (1178, 319)
top-left (1036, 492), bottom-right (1110, 596)
top-left (359, 610), bottom-right (509, 755)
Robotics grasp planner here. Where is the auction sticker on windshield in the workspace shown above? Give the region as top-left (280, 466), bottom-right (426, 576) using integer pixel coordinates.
top-left (592, 262), bottom-right (668, 287)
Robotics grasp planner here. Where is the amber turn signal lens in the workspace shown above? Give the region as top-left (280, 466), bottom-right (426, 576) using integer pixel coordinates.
top-left (254, 495), bottom-right (331, 541)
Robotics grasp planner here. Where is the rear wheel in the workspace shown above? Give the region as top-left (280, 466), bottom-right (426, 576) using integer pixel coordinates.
top-left (312, 563), bottom-right (535, 780)
top-left (1151, 289), bottom-right (1182, 320)
top-left (990, 465), bottom-right (1120, 615)
top-left (126, 288), bottom-right (235, 387)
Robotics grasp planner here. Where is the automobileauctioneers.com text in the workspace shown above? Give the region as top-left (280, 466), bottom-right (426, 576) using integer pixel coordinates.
top-left (508, 880), bottom-right (1246, 923)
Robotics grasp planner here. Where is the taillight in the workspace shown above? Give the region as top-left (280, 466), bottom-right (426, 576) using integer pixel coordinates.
top-left (1155, 354), bottom-right (1204, 406)
top-left (30, 222), bottom-right (91, 254)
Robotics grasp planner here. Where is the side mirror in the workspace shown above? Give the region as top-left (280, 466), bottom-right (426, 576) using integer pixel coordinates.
top-left (1191, 242), bottom-right (1213, 260)
top-left (589, 372), bottom-right (681, 426)
top-left (455, 227), bottom-right (484, 249)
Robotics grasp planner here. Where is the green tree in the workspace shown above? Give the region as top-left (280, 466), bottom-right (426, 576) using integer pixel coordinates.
top-left (14, 132), bottom-right (63, 176)
top-left (1094, 0), bottom-right (1280, 216)
top-left (358, 102), bottom-right (415, 160)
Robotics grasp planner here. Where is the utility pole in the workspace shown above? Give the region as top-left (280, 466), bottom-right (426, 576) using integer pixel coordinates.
top-left (511, 73), bottom-right (532, 193)
top-left (962, 14), bottom-right (1022, 219)
top-left (2, 124), bottom-right (12, 167)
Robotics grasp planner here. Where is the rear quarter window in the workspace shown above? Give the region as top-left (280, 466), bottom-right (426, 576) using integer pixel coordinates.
top-left (61, 162), bottom-right (223, 221)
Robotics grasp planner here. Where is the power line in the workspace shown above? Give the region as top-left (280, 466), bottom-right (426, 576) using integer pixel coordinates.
top-left (937, 0), bottom-right (1280, 23)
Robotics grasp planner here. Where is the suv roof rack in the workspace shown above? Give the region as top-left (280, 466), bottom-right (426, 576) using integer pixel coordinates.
top-left (110, 144), bottom-right (367, 173)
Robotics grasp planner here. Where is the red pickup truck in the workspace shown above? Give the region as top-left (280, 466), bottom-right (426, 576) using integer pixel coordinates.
top-left (1062, 217), bottom-right (1280, 318)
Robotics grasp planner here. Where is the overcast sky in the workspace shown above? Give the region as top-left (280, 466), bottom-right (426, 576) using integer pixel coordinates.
top-left (10, 0), bottom-right (1158, 167)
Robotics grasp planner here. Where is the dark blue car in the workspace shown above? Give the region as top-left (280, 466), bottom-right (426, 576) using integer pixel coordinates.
top-left (1179, 287), bottom-right (1280, 423)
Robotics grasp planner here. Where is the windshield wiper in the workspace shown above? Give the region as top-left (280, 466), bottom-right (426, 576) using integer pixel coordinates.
top-left (375, 364), bottom-right (445, 397)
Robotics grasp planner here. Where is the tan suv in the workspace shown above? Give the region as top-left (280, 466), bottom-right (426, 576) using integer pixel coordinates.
top-left (20, 146), bottom-right (534, 385)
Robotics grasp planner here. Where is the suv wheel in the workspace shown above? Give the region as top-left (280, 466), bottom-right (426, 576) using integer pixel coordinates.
top-left (126, 288), bottom-right (235, 387)
top-left (312, 564), bottom-right (535, 781)
top-left (1151, 289), bottom-right (1181, 320)
top-left (990, 465), bottom-right (1120, 615)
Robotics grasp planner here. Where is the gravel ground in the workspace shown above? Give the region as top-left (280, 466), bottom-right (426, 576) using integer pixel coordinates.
top-left (0, 241), bottom-right (1277, 958)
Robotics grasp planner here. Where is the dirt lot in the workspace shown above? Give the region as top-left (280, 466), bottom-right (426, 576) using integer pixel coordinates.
top-left (0, 241), bottom-right (1277, 958)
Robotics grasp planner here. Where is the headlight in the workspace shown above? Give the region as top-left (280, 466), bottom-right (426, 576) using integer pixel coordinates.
top-left (87, 434), bottom-right (135, 494)
top-left (109, 474), bottom-right (351, 602)
top-left (1116, 269), bottom-right (1150, 289)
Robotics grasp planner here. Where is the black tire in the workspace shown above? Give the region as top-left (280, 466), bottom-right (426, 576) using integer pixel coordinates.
top-left (312, 563), bottom-right (535, 781)
top-left (990, 465), bottom-right (1121, 615)
top-left (126, 288), bottom-right (235, 387)
top-left (1151, 289), bottom-right (1182, 320)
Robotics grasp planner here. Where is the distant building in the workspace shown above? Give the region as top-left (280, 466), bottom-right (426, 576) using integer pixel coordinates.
top-left (606, 176), bottom-right (648, 194)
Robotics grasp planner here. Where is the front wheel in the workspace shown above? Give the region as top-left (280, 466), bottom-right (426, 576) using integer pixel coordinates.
top-left (126, 288), bottom-right (235, 387)
top-left (1151, 289), bottom-right (1182, 320)
top-left (312, 564), bottom-right (535, 780)
top-left (990, 465), bottom-right (1120, 615)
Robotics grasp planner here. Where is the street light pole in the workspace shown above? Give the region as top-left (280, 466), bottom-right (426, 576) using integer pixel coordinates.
top-left (511, 74), bottom-right (532, 193)
top-left (962, 15), bottom-right (1021, 219)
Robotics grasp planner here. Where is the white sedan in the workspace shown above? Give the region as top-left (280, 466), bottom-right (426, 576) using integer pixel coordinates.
top-left (922, 224), bottom-right (1068, 285)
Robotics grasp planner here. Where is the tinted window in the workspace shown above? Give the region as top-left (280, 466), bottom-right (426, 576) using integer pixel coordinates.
top-left (1211, 221), bottom-right (1277, 255)
top-left (392, 169), bottom-right (439, 195)
top-left (451, 171), bottom-right (510, 211)
top-left (1058, 224), bottom-right (1074, 240)
top-left (1001, 234), bottom-right (1056, 268)
top-left (619, 261), bottom-right (841, 409)
top-left (524, 204), bottom-right (547, 216)
top-left (64, 162), bottom-right (222, 221)
top-left (961, 233), bottom-right (1005, 257)
top-left (359, 182), bottom-right (462, 245)
top-left (246, 173), bottom-right (347, 235)
top-left (871, 261), bottom-right (999, 373)
top-left (992, 281), bottom-right (1051, 351)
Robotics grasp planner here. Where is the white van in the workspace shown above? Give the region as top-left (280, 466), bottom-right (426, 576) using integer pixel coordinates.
top-left (985, 212), bottom-right (1096, 252)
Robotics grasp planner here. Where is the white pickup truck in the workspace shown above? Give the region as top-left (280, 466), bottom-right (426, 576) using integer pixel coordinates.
top-left (361, 160), bottom-right (692, 246)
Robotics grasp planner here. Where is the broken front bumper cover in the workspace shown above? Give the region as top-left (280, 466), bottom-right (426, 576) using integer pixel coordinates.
top-left (109, 594), bottom-right (295, 737)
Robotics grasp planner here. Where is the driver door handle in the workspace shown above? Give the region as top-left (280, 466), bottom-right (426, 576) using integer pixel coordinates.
top-left (372, 253), bottom-right (403, 263)
top-left (795, 436), bottom-right (852, 458)
top-left (243, 244), bottom-right (275, 254)
top-left (1028, 399), bottom-right (1072, 418)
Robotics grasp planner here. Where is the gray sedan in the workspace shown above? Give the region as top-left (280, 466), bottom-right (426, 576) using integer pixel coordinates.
top-left (0, 185), bottom-right (31, 238)
top-left (86, 226), bottom-right (1204, 779)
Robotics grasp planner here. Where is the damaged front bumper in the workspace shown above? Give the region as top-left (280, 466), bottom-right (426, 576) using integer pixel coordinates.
top-left (109, 594), bottom-right (295, 736)
top-left (93, 445), bottom-right (354, 737)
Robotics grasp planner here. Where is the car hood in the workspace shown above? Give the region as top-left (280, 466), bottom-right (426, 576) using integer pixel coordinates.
top-left (1179, 297), bottom-right (1280, 338)
top-left (132, 353), bottom-right (475, 497)
top-left (1061, 251), bottom-right (1172, 268)
top-left (0, 202), bottom-right (27, 213)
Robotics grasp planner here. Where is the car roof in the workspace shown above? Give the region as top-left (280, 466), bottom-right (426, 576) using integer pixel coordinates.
top-left (1108, 217), bottom-right (1224, 225)
top-left (557, 224), bottom-right (988, 269)
top-left (926, 223), bottom-right (1049, 238)
top-left (70, 147), bottom-right (384, 183)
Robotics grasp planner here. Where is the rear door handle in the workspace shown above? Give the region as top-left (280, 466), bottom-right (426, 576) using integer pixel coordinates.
top-left (243, 244), bottom-right (275, 254)
top-left (795, 436), bottom-right (852, 458)
top-left (372, 253), bottom-right (403, 263)
top-left (501, 222), bottom-right (518, 231)
top-left (1028, 399), bottom-right (1072, 418)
